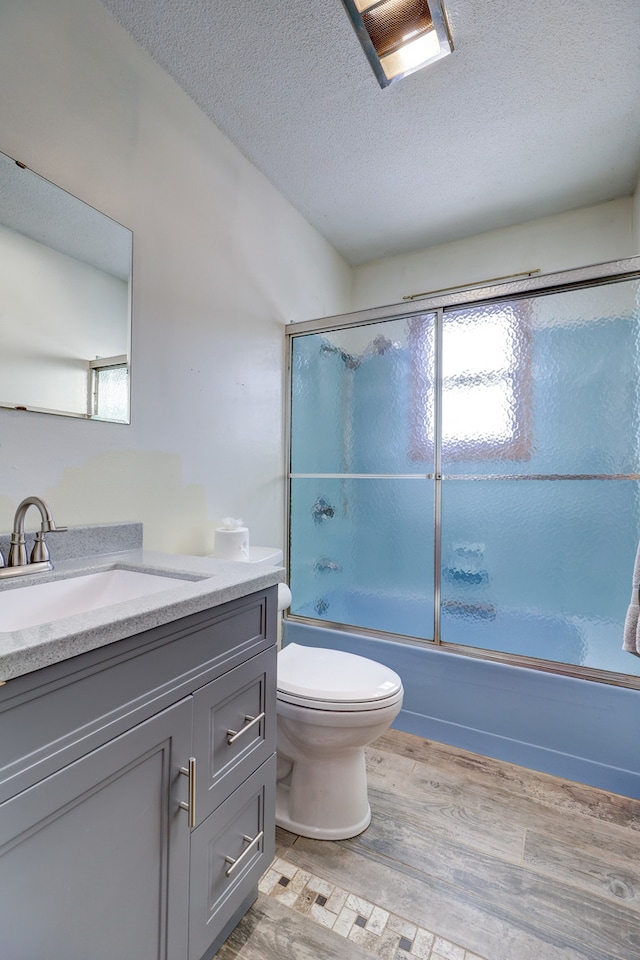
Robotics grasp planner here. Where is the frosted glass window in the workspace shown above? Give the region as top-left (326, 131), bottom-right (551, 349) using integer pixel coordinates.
top-left (442, 307), bottom-right (522, 452)
top-left (410, 303), bottom-right (531, 463)
top-left (441, 303), bottom-right (530, 461)
top-left (443, 281), bottom-right (640, 476)
top-left (93, 364), bottom-right (129, 422)
top-left (444, 381), bottom-right (516, 446)
top-left (442, 311), bottom-right (517, 378)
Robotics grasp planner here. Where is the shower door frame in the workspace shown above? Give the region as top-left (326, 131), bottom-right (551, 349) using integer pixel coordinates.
top-left (284, 255), bottom-right (640, 690)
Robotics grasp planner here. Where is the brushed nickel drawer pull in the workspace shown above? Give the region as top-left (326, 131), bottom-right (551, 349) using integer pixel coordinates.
top-left (227, 711), bottom-right (265, 746)
top-left (178, 757), bottom-right (196, 828)
top-left (224, 830), bottom-right (264, 877)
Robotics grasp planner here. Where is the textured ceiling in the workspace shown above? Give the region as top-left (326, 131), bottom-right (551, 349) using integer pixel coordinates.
top-left (99, 0), bottom-right (640, 265)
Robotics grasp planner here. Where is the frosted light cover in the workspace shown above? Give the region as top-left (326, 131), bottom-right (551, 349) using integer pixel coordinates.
top-left (380, 30), bottom-right (440, 80)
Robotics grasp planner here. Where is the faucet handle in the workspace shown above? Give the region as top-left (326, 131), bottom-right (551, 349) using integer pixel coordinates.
top-left (41, 519), bottom-right (67, 533)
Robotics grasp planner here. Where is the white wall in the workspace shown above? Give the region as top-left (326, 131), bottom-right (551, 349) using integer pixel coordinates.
top-left (0, 0), bottom-right (351, 552)
top-left (0, 224), bottom-right (128, 415)
top-left (351, 198), bottom-right (635, 312)
top-left (2, 3), bottom-right (636, 556)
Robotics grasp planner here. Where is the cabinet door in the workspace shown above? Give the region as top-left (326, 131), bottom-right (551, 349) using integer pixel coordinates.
top-left (188, 754), bottom-right (276, 960)
top-left (192, 647), bottom-right (276, 822)
top-left (0, 698), bottom-right (193, 960)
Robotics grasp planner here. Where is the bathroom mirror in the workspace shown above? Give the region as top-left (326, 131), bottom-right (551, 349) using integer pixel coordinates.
top-left (0, 149), bottom-right (132, 423)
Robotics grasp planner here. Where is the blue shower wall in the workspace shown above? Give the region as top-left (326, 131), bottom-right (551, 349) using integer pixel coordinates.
top-left (436, 314), bottom-right (640, 634)
top-left (351, 347), bottom-right (423, 475)
top-left (290, 339), bottom-right (354, 612)
top-left (290, 332), bottom-right (435, 614)
top-left (290, 338), bottom-right (344, 473)
top-left (283, 619), bottom-right (640, 799)
top-left (440, 478), bottom-right (639, 622)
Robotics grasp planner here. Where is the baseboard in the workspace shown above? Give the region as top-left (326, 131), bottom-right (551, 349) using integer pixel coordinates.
top-left (394, 708), bottom-right (640, 799)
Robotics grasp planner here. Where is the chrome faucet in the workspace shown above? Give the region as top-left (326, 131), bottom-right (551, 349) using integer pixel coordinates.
top-left (0, 496), bottom-right (67, 579)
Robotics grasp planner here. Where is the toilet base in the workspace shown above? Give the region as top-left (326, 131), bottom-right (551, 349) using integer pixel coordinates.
top-left (276, 781), bottom-right (371, 840)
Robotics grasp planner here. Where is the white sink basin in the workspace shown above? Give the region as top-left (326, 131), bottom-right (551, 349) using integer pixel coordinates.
top-left (0, 568), bottom-right (195, 631)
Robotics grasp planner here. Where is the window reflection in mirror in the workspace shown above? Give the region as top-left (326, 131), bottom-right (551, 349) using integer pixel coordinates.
top-left (0, 150), bottom-right (132, 423)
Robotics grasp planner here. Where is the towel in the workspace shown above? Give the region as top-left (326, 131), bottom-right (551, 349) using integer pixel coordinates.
top-left (622, 541), bottom-right (640, 657)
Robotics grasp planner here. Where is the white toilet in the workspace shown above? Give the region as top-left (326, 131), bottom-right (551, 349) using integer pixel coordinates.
top-left (276, 642), bottom-right (404, 840)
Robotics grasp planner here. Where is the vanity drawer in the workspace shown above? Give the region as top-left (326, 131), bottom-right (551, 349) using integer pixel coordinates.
top-left (188, 754), bottom-right (275, 960)
top-left (192, 648), bottom-right (276, 823)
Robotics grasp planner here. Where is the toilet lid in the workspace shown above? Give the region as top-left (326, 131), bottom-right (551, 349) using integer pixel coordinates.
top-left (277, 643), bottom-right (403, 707)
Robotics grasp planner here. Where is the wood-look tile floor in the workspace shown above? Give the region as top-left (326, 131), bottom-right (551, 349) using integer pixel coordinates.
top-left (216, 730), bottom-right (640, 960)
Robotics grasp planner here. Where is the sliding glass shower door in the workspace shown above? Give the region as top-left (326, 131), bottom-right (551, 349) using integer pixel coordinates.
top-left (289, 314), bottom-right (436, 639)
top-left (287, 267), bottom-right (640, 681)
top-left (439, 281), bottom-right (640, 676)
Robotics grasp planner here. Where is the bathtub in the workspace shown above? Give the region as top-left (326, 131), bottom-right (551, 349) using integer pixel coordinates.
top-left (293, 590), bottom-right (587, 663)
top-left (282, 613), bottom-right (640, 799)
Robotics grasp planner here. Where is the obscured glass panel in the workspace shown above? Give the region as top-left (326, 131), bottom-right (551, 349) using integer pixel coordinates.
top-left (444, 381), bottom-right (516, 447)
top-left (288, 272), bottom-right (640, 680)
top-left (290, 477), bottom-right (435, 639)
top-left (94, 364), bottom-right (129, 423)
top-left (440, 478), bottom-right (640, 675)
top-left (290, 314), bottom-right (435, 475)
top-left (437, 302), bottom-right (528, 465)
top-left (442, 278), bottom-right (640, 475)
top-left (443, 308), bottom-right (517, 379)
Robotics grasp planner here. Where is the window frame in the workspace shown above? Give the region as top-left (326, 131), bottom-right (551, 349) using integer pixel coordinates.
top-left (89, 354), bottom-right (129, 422)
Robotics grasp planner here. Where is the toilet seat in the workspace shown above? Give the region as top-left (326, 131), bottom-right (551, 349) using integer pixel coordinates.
top-left (277, 643), bottom-right (403, 712)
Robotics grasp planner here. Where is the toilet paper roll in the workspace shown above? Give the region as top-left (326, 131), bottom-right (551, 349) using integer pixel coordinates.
top-left (277, 582), bottom-right (292, 612)
top-left (213, 527), bottom-right (250, 561)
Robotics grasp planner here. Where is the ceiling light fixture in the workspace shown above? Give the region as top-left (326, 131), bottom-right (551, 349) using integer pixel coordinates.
top-left (341, 0), bottom-right (453, 88)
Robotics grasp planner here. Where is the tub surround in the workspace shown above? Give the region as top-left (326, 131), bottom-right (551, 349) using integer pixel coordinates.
top-left (284, 619), bottom-right (640, 800)
top-left (0, 521), bottom-right (284, 682)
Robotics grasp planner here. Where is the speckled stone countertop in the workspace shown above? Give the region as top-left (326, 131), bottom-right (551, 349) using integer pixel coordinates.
top-left (0, 523), bottom-right (284, 683)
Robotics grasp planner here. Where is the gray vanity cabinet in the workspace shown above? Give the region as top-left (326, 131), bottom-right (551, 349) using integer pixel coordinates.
top-left (192, 647), bottom-right (276, 818)
top-left (0, 698), bottom-right (193, 960)
top-left (0, 587), bottom-right (277, 960)
top-left (188, 755), bottom-right (276, 960)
